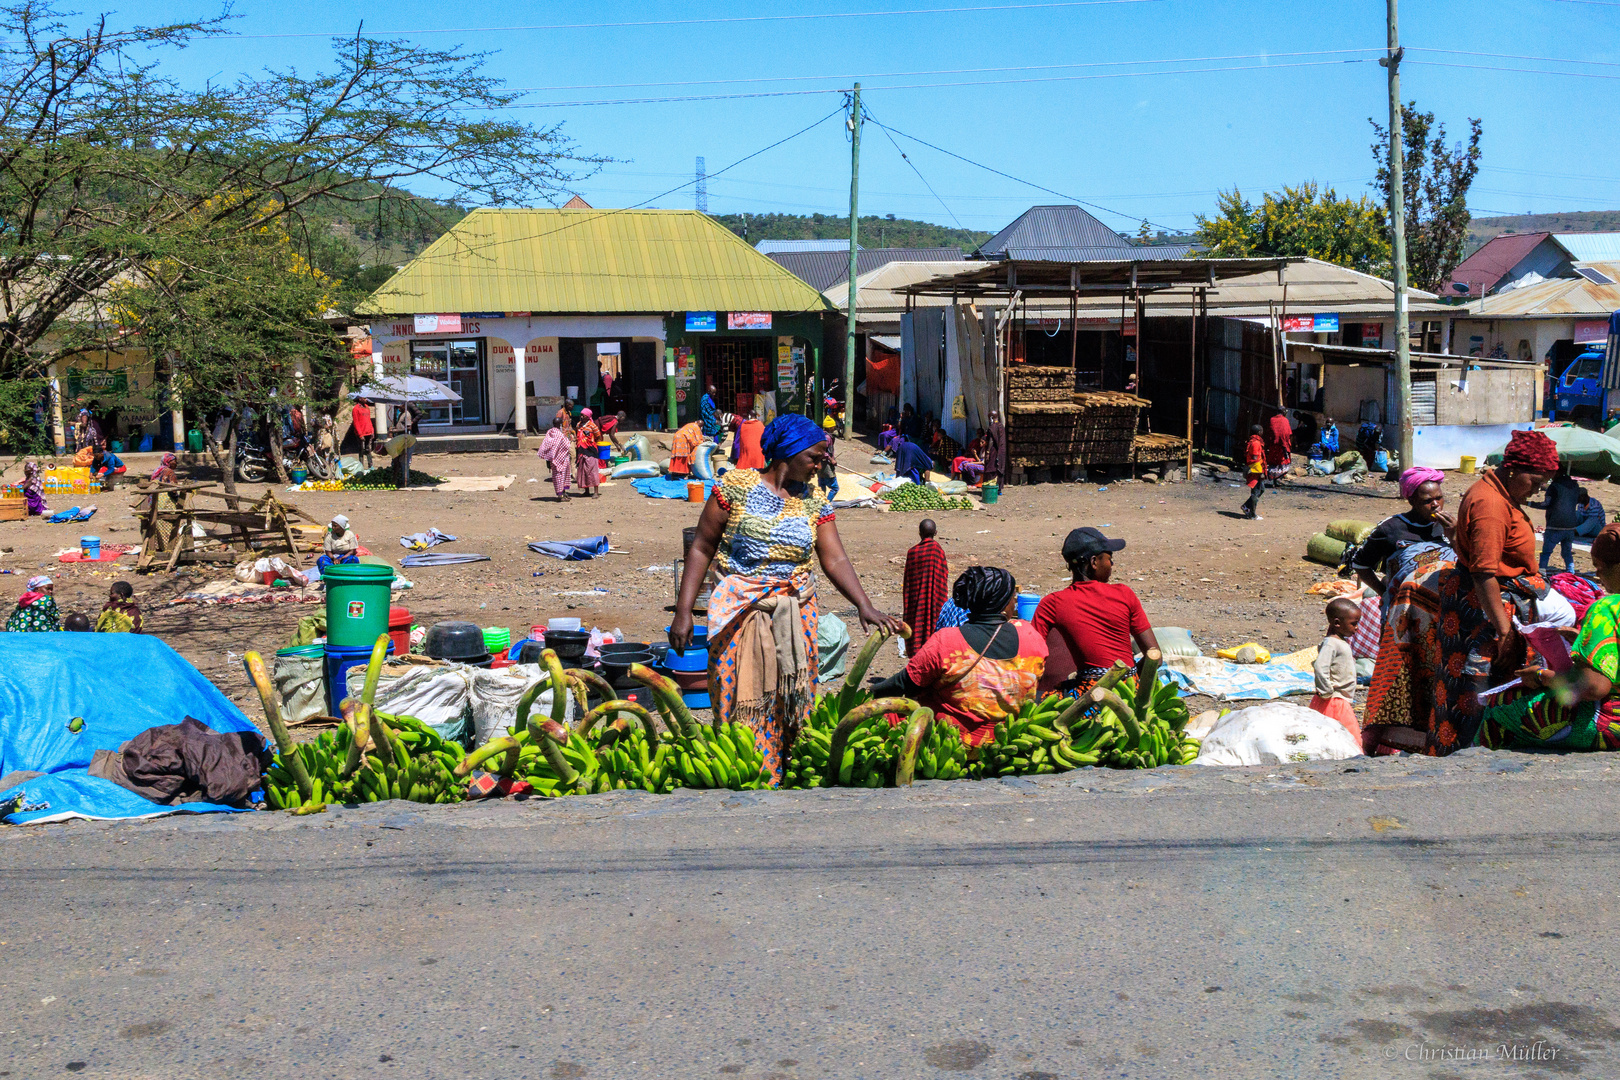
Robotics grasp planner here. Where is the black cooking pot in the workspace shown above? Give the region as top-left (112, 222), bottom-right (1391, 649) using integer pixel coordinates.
top-left (423, 621), bottom-right (491, 666)
top-left (599, 642), bottom-right (652, 662)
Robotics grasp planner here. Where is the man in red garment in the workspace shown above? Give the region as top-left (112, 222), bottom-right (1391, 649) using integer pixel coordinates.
top-left (901, 519), bottom-right (949, 657)
top-left (350, 396), bottom-right (376, 469)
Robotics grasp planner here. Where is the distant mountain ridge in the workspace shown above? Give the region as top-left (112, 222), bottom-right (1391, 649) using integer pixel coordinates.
top-left (1468, 210), bottom-right (1620, 250)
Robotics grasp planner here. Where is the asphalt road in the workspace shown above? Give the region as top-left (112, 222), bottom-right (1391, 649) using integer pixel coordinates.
top-left (4, 748), bottom-right (1618, 1080)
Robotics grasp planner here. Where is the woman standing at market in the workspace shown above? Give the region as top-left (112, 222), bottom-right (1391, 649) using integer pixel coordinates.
top-left (1363, 429), bottom-right (1562, 755)
top-left (872, 566), bottom-right (1047, 748)
top-left (6, 576), bottom-right (61, 632)
top-left (536, 416), bottom-right (574, 501)
top-left (670, 414), bottom-right (901, 785)
top-left (574, 408), bottom-right (602, 497)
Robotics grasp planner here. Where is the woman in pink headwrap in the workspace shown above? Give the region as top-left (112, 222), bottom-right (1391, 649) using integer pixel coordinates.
top-left (1364, 430), bottom-right (1562, 756)
top-left (574, 408), bottom-right (602, 497)
top-left (1350, 466), bottom-right (1453, 596)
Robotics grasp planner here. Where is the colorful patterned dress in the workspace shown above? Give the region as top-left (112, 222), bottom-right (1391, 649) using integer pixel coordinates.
top-left (706, 468), bottom-right (833, 785)
top-left (903, 621), bottom-right (1047, 746)
top-left (1478, 594), bottom-right (1620, 752)
top-left (575, 419), bottom-right (602, 491)
top-left (6, 594), bottom-right (60, 632)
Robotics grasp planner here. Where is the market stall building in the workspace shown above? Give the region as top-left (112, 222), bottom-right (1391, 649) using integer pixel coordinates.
top-left (1450, 260), bottom-right (1620, 378)
top-left (357, 208), bottom-right (833, 445)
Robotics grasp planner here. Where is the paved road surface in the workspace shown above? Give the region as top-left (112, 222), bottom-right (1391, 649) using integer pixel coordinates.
top-left (4, 748), bottom-right (1617, 1079)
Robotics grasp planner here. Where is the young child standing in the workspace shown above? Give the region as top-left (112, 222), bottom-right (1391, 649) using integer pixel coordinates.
top-left (1311, 597), bottom-right (1361, 738)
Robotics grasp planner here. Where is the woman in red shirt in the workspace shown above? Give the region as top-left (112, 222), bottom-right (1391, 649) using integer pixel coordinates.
top-left (1032, 527), bottom-right (1160, 704)
top-left (872, 566), bottom-right (1047, 747)
top-left (350, 396), bottom-right (375, 468)
top-left (574, 408), bottom-right (602, 497)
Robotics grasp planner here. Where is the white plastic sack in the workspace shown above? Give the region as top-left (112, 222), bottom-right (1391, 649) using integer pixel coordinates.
top-left (346, 665), bottom-right (472, 729)
top-left (273, 652), bottom-right (326, 726)
top-left (1193, 701), bottom-right (1363, 766)
top-left (469, 664), bottom-right (573, 747)
top-left (610, 461), bottom-right (661, 479)
top-left (1153, 626), bottom-right (1201, 659)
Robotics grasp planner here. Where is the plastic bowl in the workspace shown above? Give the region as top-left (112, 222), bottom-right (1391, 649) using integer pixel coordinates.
top-left (545, 629), bottom-right (591, 661)
top-left (423, 620), bottom-right (491, 663)
top-left (548, 617), bottom-right (583, 632)
top-left (600, 641), bottom-right (651, 660)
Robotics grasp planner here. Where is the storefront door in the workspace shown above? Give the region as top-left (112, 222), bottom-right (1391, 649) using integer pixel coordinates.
top-left (411, 340), bottom-right (486, 425)
top-left (700, 337), bottom-right (774, 418)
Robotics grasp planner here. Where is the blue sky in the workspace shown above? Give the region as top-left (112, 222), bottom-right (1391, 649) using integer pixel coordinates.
top-left (98, 0), bottom-right (1618, 235)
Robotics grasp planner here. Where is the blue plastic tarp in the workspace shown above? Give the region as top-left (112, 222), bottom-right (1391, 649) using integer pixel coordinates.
top-left (526, 535), bottom-right (610, 560)
top-left (0, 635), bottom-right (265, 825)
top-left (632, 477), bottom-right (715, 500)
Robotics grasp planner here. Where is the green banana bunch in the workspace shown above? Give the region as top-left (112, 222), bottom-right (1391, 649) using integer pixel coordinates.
top-left (1070, 649), bottom-right (1201, 769)
top-left (264, 710), bottom-right (468, 809)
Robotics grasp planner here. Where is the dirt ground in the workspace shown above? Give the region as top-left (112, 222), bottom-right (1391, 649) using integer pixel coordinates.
top-left (0, 439), bottom-right (1591, 723)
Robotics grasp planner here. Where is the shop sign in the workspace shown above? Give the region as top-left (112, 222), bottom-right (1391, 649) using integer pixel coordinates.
top-left (1281, 315), bottom-right (1315, 333)
top-left (462, 312), bottom-right (505, 320)
top-left (1575, 319), bottom-right (1610, 343)
top-left (1313, 313), bottom-right (1340, 333)
top-left (728, 312), bottom-right (772, 330)
top-left (66, 369), bottom-right (128, 398)
top-left (685, 312), bottom-right (717, 332)
top-left (414, 313), bottom-right (462, 334)
top-left (1360, 324), bottom-right (1383, 348)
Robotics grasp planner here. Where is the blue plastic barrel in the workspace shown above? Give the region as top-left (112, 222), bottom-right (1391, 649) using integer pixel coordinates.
top-left (323, 640), bottom-right (394, 714)
top-left (1015, 593), bottom-right (1041, 621)
top-left (80, 536), bottom-right (100, 559)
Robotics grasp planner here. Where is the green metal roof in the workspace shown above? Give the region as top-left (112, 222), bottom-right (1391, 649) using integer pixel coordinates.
top-left (357, 208), bottom-right (832, 316)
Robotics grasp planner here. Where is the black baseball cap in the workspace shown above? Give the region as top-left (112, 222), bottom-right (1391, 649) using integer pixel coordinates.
top-left (1062, 526), bottom-right (1126, 563)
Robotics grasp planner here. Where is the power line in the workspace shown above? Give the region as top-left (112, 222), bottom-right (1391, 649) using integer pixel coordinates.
top-left (1408, 60), bottom-right (1620, 80)
top-left (1413, 47), bottom-right (1620, 67)
top-left (500, 49), bottom-right (1384, 94)
top-left (497, 58), bottom-right (1379, 109)
top-left (219, 0), bottom-right (1165, 40)
top-left (411, 107), bottom-right (845, 264)
top-left (862, 106), bottom-right (965, 229)
top-left (871, 119), bottom-right (1180, 231)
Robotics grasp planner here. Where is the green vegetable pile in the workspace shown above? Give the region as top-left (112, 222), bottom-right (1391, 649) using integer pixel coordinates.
top-left (343, 466), bottom-right (445, 490)
top-left (879, 484), bottom-right (973, 511)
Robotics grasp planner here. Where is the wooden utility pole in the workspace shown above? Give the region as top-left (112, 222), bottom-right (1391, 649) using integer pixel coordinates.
top-left (1383, 0), bottom-right (1413, 469)
top-left (842, 84), bottom-right (862, 439)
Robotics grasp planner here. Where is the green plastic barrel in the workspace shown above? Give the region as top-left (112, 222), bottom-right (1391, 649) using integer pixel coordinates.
top-left (322, 563), bottom-right (396, 647)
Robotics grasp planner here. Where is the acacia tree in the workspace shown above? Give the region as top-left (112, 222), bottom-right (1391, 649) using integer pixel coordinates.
top-left (1193, 184), bottom-right (1390, 275)
top-left (0, 1), bottom-right (599, 443)
top-left (1370, 105), bottom-right (1483, 292)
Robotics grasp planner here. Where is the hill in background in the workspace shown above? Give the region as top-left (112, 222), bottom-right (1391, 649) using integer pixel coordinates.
top-left (1468, 209), bottom-right (1620, 249)
top-left (713, 212), bottom-right (991, 252)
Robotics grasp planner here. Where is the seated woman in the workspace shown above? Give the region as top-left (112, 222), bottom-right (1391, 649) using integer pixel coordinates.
top-left (91, 446), bottom-right (126, 483)
top-left (1351, 467), bottom-right (1455, 597)
top-left (1479, 524), bottom-right (1620, 751)
top-left (6, 575), bottom-right (60, 632)
top-left (318, 514), bottom-right (361, 571)
top-left (892, 436), bottom-right (933, 485)
top-left (872, 566), bottom-right (1047, 748)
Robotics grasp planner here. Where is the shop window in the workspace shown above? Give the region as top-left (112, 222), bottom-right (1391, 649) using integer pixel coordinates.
top-left (701, 337), bottom-right (774, 417)
top-left (411, 339), bottom-right (486, 425)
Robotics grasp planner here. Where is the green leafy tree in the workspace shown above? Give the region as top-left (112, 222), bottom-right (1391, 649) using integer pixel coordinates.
top-left (1193, 184), bottom-right (1390, 274)
top-left (1370, 105), bottom-right (1483, 292)
top-left (0, 1), bottom-right (600, 448)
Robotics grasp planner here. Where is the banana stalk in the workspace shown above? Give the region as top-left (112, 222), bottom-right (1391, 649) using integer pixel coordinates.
top-left (579, 700), bottom-right (661, 742)
top-left (566, 668), bottom-right (619, 709)
top-left (534, 719), bottom-right (582, 790)
top-left (842, 620), bottom-right (914, 692)
top-left (1088, 687), bottom-right (1141, 744)
top-left (825, 697), bottom-right (920, 787)
top-left (540, 650), bottom-right (570, 728)
top-left (338, 695), bottom-right (367, 778)
top-left (1052, 661), bottom-right (1131, 734)
top-left (894, 708), bottom-right (935, 786)
top-left (1133, 648), bottom-right (1162, 712)
top-left (630, 663), bottom-right (699, 737)
top-left (243, 652), bottom-right (314, 802)
top-left (455, 736), bottom-right (519, 778)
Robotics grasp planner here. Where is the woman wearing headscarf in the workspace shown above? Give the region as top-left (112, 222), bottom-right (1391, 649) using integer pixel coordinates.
top-left (872, 566), bottom-right (1047, 748)
top-left (984, 410), bottom-right (1008, 485)
top-left (20, 460), bottom-right (47, 516)
top-left (574, 408), bottom-right (602, 497)
top-left (536, 416), bottom-right (574, 501)
top-left (892, 435), bottom-right (933, 484)
top-left (671, 413), bottom-right (901, 785)
top-left (1364, 429), bottom-right (1563, 756)
top-left (7, 576), bottom-right (61, 632)
top-left (1351, 467), bottom-right (1455, 597)
top-left (150, 453), bottom-right (180, 486)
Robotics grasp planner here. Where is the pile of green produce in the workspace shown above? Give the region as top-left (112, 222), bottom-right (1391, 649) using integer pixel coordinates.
top-left (246, 639), bottom-right (467, 813)
top-left (343, 466), bottom-right (445, 490)
top-left (1070, 652), bottom-right (1202, 768)
top-left (880, 484), bottom-right (974, 511)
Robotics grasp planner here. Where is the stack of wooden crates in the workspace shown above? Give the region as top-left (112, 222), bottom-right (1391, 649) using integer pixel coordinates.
top-left (1005, 365), bottom-right (1147, 480)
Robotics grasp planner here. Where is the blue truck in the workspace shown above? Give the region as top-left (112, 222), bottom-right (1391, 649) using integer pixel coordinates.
top-left (1545, 311), bottom-right (1620, 427)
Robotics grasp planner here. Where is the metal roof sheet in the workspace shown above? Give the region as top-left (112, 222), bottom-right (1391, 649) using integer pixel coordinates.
top-left (754, 238), bottom-right (856, 254)
top-left (1447, 232), bottom-right (1554, 296)
top-left (770, 247), bottom-right (966, 292)
top-left (1555, 233), bottom-right (1620, 264)
top-left (975, 205), bottom-right (1137, 259)
top-left (1465, 261), bottom-right (1620, 318)
top-left (357, 208), bottom-right (830, 316)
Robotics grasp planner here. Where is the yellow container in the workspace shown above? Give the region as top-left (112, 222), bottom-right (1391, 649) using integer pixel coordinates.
top-left (1459, 455), bottom-right (1477, 474)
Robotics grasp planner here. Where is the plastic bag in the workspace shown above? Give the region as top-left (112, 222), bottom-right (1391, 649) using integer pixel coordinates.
top-left (468, 665), bottom-right (573, 747)
top-left (692, 442), bottom-right (719, 480)
top-left (1153, 626), bottom-right (1201, 659)
top-left (1325, 519), bottom-right (1377, 544)
top-left (817, 612), bottom-right (850, 678)
top-left (273, 651), bottom-right (326, 726)
top-left (623, 434), bottom-right (651, 461)
top-left (1306, 533), bottom-right (1348, 566)
top-left (1214, 642), bottom-right (1271, 663)
top-left (346, 665), bottom-right (472, 730)
top-left (610, 461), bottom-right (661, 479)
top-left (1194, 701), bottom-right (1363, 766)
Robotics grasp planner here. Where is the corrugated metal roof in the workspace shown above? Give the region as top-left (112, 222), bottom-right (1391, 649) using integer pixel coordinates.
top-left (834, 257), bottom-right (1448, 317)
top-left (999, 245), bottom-right (1192, 262)
top-left (754, 238), bottom-right (857, 254)
top-left (1556, 233), bottom-right (1620, 264)
top-left (357, 208), bottom-right (831, 316)
top-left (1448, 232), bottom-right (1554, 296)
top-left (1465, 261), bottom-right (1620, 318)
top-left (769, 247), bottom-right (966, 292)
top-left (975, 205), bottom-right (1136, 260)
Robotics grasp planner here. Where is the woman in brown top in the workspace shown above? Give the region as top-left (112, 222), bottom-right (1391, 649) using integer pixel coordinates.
top-left (1363, 429), bottom-right (1560, 755)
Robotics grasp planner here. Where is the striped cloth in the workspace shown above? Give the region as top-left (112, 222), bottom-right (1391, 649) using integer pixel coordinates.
top-left (902, 538), bottom-right (949, 653)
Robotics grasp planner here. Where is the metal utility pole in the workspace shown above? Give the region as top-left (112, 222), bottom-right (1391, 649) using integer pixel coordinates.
top-left (1383, 0), bottom-right (1412, 471)
top-left (843, 84), bottom-right (862, 439)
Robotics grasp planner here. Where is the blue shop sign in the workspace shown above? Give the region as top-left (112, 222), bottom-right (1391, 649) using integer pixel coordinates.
top-left (686, 312), bottom-right (717, 332)
top-left (1313, 313), bottom-right (1340, 333)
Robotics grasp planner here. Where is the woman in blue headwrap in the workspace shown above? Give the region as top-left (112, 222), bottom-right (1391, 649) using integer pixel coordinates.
top-left (672, 413), bottom-right (901, 785)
